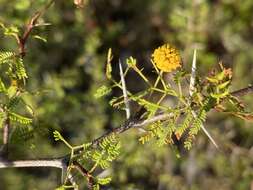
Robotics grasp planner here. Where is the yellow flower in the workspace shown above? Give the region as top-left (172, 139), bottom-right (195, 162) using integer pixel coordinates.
top-left (152, 44), bottom-right (181, 72)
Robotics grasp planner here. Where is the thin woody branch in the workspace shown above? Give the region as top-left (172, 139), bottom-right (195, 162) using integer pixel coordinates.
top-left (17, 0), bottom-right (55, 56)
top-left (72, 161), bottom-right (94, 190)
top-left (231, 85), bottom-right (253, 97)
top-left (0, 85), bottom-right (252, 180)
top-left (0, 157), bottom-right (67, 169)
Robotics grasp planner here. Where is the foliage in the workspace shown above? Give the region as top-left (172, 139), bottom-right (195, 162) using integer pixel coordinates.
top-left (0, 1), bottom-right (253, 190)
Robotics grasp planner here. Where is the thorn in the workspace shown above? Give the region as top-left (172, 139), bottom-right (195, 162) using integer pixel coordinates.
top-left (119, 59), bottom-right (131, 119)
top-left (189, 49), bottom-right (197, 97)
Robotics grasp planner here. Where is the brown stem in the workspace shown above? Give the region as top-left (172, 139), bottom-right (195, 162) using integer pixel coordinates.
top-left (72, 161), bottom-right (94, 189)
top-left (231, 85), bottom-right (253, 97)
top-left (17, 0), bottom-right (55, 57)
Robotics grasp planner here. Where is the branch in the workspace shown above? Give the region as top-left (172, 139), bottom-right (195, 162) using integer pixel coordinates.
top-left (72, 161), bottom-right (94, 190)
top-left (231, 85), bottom-right (253, 97)
top-left (90, 85), bottom-right (253, 148)
top-left (17, 0), bottom-right (55, 56)
top-left (0, 157), bottom-right (67, 169)
top-left (91, 113), bottom-right (174, 147)
top-left (0, 85), bottom-right (252, 181)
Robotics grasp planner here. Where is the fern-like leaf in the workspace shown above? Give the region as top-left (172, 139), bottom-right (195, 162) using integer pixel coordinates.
top-left (175, 111), bottom-right (193, 140)
top-left (91, 134), bottom-right (120, 170)
top-left (8, 112), bottom-right (32, 125)
top-left (0, 51), bottom-right (15, 64)
top-left (15, 58), bottom-right (28, 80)
top-left (94, 85), bottom-right (111, 99)
top-left (139, 122), bottom-right (163, 144)
top-left (184, 109), bottom-right (207, 150)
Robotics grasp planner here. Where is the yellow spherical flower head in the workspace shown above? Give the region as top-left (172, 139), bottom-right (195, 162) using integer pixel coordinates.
top-left (152, 44), bottom-right (181, 72)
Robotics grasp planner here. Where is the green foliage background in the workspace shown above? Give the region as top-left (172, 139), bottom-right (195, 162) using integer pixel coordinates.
top-left (0, 0), bottom-right (253, 189)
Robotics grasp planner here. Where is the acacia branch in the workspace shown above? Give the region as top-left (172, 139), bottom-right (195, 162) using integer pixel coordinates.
top-left (0, 157), bottom-right (67, 169)
top-left (231, 85), bottom-right (253, 97)
top-left (72, 161), bottom-right (94, 190)
top-left (17, 0), bottom-right (55, 56)
top-left (86, 85), bottom-right (253, 149)
top-left (0, 85), bottom-right (252, 180)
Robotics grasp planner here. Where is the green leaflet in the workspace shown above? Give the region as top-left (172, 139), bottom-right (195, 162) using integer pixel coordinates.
top-left (91, 134), bottom-right (121, 170)
top-left (32, 35), bottom-right (47, 43)
top-left (184, 109), bottom-right (207, 150)
top-left (8, 111), bottom-right (33, 125)
top-left (0, 51), bottom-right (15, 64)
top-left (97, 177), bottom-right (111, 185)
top-left (175, 110), bottom-right (193, 139)
top-left (94, 85), bottom-right (112, 99)
top-left (15, 57), bottom-right (28, 80)
top-left (139, 122), bottom-right (177, 147)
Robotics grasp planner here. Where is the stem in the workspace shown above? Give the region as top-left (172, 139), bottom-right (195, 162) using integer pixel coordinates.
top-left (0, 158), bottom-right (66, 169)
top-left (17, 0), bottom-right (55, 56)
top-left (159, 72), bottom-right (168, 90)
top-left (157, 94), bottom-right (166, 105)
top-left (61, 138), bottom-right (73, 150)
top-left (231, 85), bottom-right (253, 97)
top-left (177, 81), bottom-right (182, 98)
top-left (89, 162), bottom-right (98, 173)
top-left (72, 161), bottom-right (94, 190)
top-left (135, 68), bottom-right (150, 85)
top-left (1, 118), bottom-right (10, 158)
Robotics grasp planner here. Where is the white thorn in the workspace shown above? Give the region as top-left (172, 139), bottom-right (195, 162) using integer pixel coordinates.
top-left (189, 49), bottom-right (197, 97)
top-left (119, 59), bottom-right (131, 119)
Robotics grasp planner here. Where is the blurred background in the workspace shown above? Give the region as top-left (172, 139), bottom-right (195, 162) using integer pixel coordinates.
top-left (0, 0), bottom-right (253, 189)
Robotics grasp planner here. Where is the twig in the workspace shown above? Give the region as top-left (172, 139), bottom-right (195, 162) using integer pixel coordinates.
top-left (72, 161), bottom-right (94, 190)
top-left (0, 157), bottom-right (66, 169)
top-left (231, 85), bottom-right (253, 97)
top-left (67, 172), bottom-right (79, 190)
top-left (119, 59), bottom-right (131, 119)
top-left (17, 0), bottom-right (55, 56)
